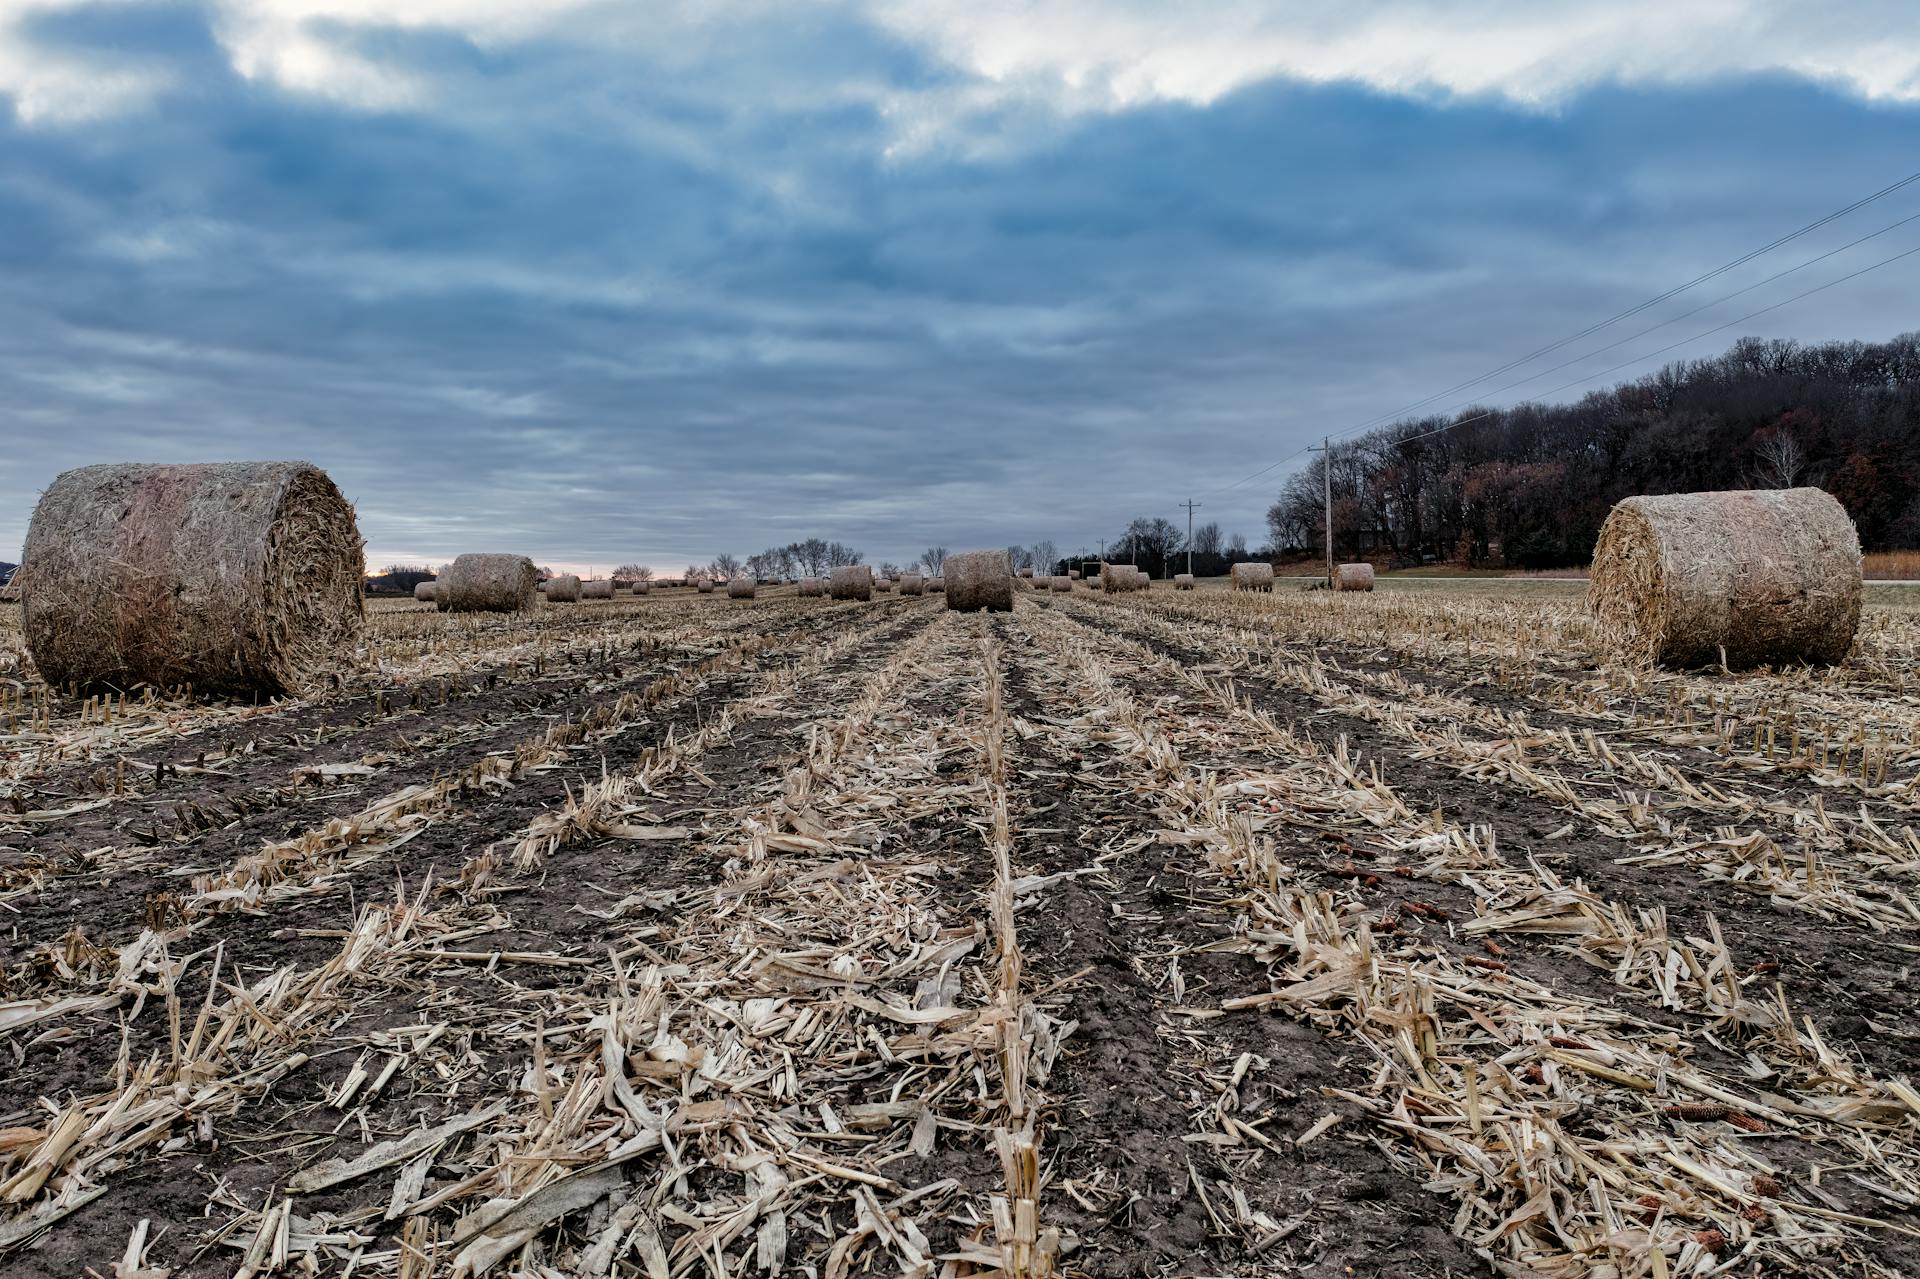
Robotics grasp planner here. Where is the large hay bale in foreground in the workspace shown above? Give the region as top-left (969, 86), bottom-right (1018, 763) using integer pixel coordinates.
top-left (446, 554), bottom-right (539, 613)
top-left (546, 574), bottom-right (583, 602)
top-left (21, 461), bottom-right (364, 696)
top-left (582, 579), bottom-right (613, 600)
top-left (830, 565), bottom-right (873, 601)
top-left (1335, 563), bottom-right (1375, 592)
top-left (945, 549), bottom-right (1014, 612)
top-left (1231, 562), bottom-right (1274, 592)
top-left (728, 578), bottom-right (756, 599)
top-left (413, 580), bottom-right (438, 603)
top-left (1174, 573), bottom-right (1195, 591)
top-left (1589, 487), bottom-right (1861, 668)
top-left (899, 573), bottom-right (924, 596)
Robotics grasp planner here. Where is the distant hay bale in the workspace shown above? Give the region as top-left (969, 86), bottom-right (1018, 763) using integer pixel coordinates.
top-left (798, 576), bottom-right (826, 597)
top-left (927, 577), bottom-right (945, 593)
top-left (1231, 562), bottom-right (1275, 593)
top-left (1101, 563), bottom-right (1148, 593)
top-left (1068, 570), bottom-right (1081, 580)
top-left (830, 565), bottom-right (873, 601)
top-left (1049, 575), bottom-right (1070, 592)
top-left (728, 578), bottom-right (756, 599)
top-left (582, 579), bottom-right (613, 600)
top-left (445, 554), bottom-right (539, 613)
top-left (20, 460), bottom-right (364, 697)
top-left (1018, 567), bottom-right (1034, 579)
top-left (546, 574), bottom-right (583, 602)
top-left (697, 579), bottom-right (715, 594)
top-left (1335, 563), bottom-right (1375, 592)
top-left (1175, 573), bottom-right (1195, 591)
top-left (1589, 487), bottom-right (1862, 668)
top-left (899, 573), bottom-right (924, 596)
top-left (875, 577), bottom-right (895, 593)
top-left (945, 549), bottom-right (1014, 612)
top-left (632, 580), bottom-right (651, 596)
top-left (413, 581), bottom-right (438, 603)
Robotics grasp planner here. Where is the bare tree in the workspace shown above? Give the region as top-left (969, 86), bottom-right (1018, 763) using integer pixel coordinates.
top-left (1005, 544), bottom-right (1030, 571)
top-left (788, 539), bottom-right (829, 576)
top-left (826, 542), bottom-right (863, 567)
top-left (1028, 539), bottom-right (1058, 576)
top-left (1226, 531), bottom-right (1248, 559)
top-left (614, 563), bottom-right (649, 583)
top-left (1752, 431), bottom-right (1805, 489)
top-left (1193, 522), bottom-right (1223, 556)
top-left (712, 552), bottom-right (742, 578)
top-left (920, 546), bottom-right (947, 574)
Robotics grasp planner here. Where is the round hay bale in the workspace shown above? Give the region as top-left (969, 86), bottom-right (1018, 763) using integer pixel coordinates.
top-left (798, 576), bottom-right (827, 597)
top-left (1017, 567), bottom-right (1034, 579)
top-left (1230, 562), bottom-right (1275, 593)
top-left (1174, 573), bottom-right (1195, 591)
top-left (445, 554), bottom-right (539, 613)
top-left (899, 573), bottom-right (924, 596)
top-left (1101, 563), bottom-right (1148, 593)
top-left (1068, 570), bottom-right (1081, 580)
top-left (1049, 575), bottom-right (1071, 592)
top-left (1335, 563), bottom-right (1375, 592)
top-left (945, 549), bottom-right (1013, 612)
top-left (1589, 487), bottom-right (1861, 668)
top-left (434, 581), bottom-right (451, 612)
top-left (927, 577), bottom-right (945, 594)
top-left (830, 565), bottom-right (873, 601)
top-left (20, 460), bottom-right (364, 697)
top-left (546, 574), bottom-right (583, 602)
top-left (728, 578), bottom-right (756, 599)
top-left (875, 578), bottom-right (895, 593)
top-left (582, 579), bottom-right (613, 600)
top-left (632, 580), bottom-right (651, 596)
top-left (697, 579), bottom-right (715, 594)
top-left (413, 580), bottom-right (438, 603)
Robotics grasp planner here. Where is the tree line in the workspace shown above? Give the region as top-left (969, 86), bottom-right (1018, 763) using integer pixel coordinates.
top-left (1263, 332), bottom-right (1920, 567)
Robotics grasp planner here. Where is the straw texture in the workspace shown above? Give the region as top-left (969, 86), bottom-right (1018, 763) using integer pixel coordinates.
top-left (1335, 563), bottom-right (1376, 592)
top-left (830, 566), bottom-right (873, 601)
top-left (446, 554), bottom-right (539, 613)
top-left (945, 549), bottom-right (1014, 612)
top-left (546, 575), bottom-right (583, 603)
top-left (1231, 562), bottom-right (1275, 592)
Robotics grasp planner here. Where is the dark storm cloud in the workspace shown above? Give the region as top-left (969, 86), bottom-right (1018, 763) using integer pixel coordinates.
top-left (1, 4), bottom-right (1917, 569)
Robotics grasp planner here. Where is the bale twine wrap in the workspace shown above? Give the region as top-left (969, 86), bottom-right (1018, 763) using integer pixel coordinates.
top-left (443, 553), bottom-right (539, 614)
top-left (697, 579), bottom-right (715, 594)
top-left (1230, 562), bottom-right (1275, 592)
top-left (1049, 575), bottom-right (1071, 592)
top-left (945, 549), bottom-right (1014, 612)
top-left (728, 578), bottom-right (756, 599)
top-left (1174, 573), bottom-right (1196, 591)
top-left (899, 573), bottom-right (924, 596)
top-left (927, 577), bottom-right (945, 593)
top-left (546, 574), bottom-right (583, 602)
top-left (413, 581), bottom-right (438, 603)
top-left (1335, 563), bottom-right (1376, 592)
top-left (829, 565), bottom-right (873, 601)
top-left (20, 461), bottom-right (364, 697)
top-left (582, 579), bottom-right (613, 600)
top-left (1588, 487), bottom-right (1862, 669)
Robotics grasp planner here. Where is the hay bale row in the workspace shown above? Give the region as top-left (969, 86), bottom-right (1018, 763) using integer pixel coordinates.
top-left (21, 461), bottom-right (366, 697)
top-left (1174, 573), bottom-right (1195, 591)
top-left (546, 574), bottom-right (583, 603)
top-left (945, 549), bottom-right (1013, 612)
top-left (729, 578), bottom-right (756, 599)
top-left (1335, 563), bottom-right (1375, 592)
top-left (830, 565), bottom-right (873, 601)
top-left (582, 579), bottom-right (613, 600)
top-left (899, 573), bottom-right (924, 596)
top-left (1589, 487), bottom-right (1861, 669)
top-left (1230, 562), bottom-right (1274, 592)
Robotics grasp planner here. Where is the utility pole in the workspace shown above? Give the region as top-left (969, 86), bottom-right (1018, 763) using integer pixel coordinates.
top-left (1309, 436), bottom-right (1333, 589)
top-left (1180, 499), bottom-right (1201, 576)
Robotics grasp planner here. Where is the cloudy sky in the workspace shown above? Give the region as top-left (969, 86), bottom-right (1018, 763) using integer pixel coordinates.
top-left (2, 1), bottom-right (1918, 573)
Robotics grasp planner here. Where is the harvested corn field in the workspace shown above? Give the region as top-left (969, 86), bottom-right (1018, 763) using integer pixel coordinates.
top-left (3, 580), bottom-right (1920, 1279)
